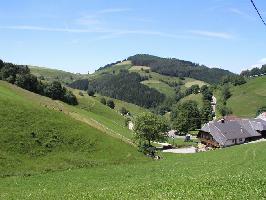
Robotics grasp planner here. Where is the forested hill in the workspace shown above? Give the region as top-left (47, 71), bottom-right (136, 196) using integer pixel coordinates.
top-left (127, 54), bottom-right (234, 84)
top-left (70, 71), bottom-right (165, 108)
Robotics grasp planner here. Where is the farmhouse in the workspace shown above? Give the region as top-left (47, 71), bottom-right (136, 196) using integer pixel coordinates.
top-left (198, 117), bottom-right (266, 147)
top-left (257, 112), bottom-right (266, 121)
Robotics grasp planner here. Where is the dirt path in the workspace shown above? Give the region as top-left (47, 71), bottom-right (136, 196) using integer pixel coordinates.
top-left (163, 147), bottom-right (196, 154)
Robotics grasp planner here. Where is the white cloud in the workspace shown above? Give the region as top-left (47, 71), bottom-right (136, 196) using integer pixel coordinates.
top-left (189, 30), bottom-right (234, 39)
top-left (0, 25), bottom-right (232, 42)
top-left (259, 58), bottom-right (266, 63)
top-left (228, 8), bottom-right (254, 20)
top-left (0, 25), bottom-right (189, 39)
top-left (249, 58), bottom-right (266, 69)
top-left (0, 25), bottom-right (110, 33)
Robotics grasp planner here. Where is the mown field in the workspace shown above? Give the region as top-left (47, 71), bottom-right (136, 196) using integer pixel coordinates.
top-left (1, 142), bottom-right (266, 199)
top-left (227, 76), bottom-right (266, 117)
top-left (141, 79), bottom-right (176, 97)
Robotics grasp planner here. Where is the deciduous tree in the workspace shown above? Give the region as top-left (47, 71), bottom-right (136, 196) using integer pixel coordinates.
top-left (134, 112), bottom-right (168, 146)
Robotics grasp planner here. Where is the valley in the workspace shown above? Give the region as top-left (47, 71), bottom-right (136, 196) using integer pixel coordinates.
top-left (1, 0), bottom-right (266, 198)
top-left (0, 55), bottom-right (265, 199)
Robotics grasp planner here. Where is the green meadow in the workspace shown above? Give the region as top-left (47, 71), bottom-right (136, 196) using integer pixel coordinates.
top-left (227, 76), bottom-right (266, 117)
top-left (1, 73), bottom-right (266, 199)
top-left (0, 81), bottom-right (144, 178)
top-left (1, 141), bottom-right (266, 199)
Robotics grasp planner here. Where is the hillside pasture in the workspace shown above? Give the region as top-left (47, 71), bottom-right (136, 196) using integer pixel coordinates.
top-left (141, 80), bottom-right (176, 98)
top-left (94, 61), bottom-right (132, 75)
top-left (0, 81), bottom-right (144, 177)
top-left (227, 76), bottom-right (266, 117)
top-left (30, 66), bottom-right (88, 84)
top-left (184, 78), bottom-right (207, 88)
top-left (1, 141), bottom-right (266, 199)
top-left (180, 93), bottom-right (204, 107)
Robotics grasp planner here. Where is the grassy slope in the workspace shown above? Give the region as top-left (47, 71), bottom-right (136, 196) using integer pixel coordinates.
top-left (227, 76), bottom-right (266, 117)
top-left (30, 66), bottom-right (89, 84)
top-left (180, 93), bottom-right (204, 107)
top-left (0, 81), bottom-right (144, 177)
top-left (184, 78), bottom-right (207, 88)
top-left (92, 61), bottom-right (132, 77)
top-left (71, 90), bottom-right (137, 139)
top-left (1, 142), bottom-right (266, 199)
top-left (93, 95), bottom-right (149, 117)
top-left (141, 79), bottom-right (176, 97)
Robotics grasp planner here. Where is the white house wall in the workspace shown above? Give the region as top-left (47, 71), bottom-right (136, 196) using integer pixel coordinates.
top-left (224, 138), bottom-right (245, 147)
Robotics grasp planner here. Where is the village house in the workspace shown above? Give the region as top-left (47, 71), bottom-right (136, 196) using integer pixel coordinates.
top-left (198, 114), bottom-right (266, 148)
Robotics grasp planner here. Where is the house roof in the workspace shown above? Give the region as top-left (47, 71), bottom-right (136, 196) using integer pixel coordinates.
top-left (200, 119), bottom-right (262, 145)
top-left (257, 112), bottom-right (266, 121)
top-left (251, 119), bottom-right (266, 131)
top-left (237, 119), bottom-right (262, 137)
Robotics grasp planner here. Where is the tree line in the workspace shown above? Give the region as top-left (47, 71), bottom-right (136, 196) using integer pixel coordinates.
top-left (127, 54), bottom-right (235, 84)
top-left (241, 65), bottom-right (266, 77)
top-left (0, 59), bottom-right (77, 105)
top-left (96, 60), bottom-right (125, 72)
top-left (220, 75), bottom-right (246, 86)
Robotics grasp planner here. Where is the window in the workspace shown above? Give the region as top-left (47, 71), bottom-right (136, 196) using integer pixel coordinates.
top-left (239, 138), bottom-right (242, 142)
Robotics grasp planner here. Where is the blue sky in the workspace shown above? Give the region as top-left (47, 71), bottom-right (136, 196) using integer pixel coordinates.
top-left (0, 0), bottom-right (265, 74)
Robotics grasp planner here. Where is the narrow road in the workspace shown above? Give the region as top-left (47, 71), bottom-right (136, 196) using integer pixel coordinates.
top-left (163, 147), bottom-right (196, 154)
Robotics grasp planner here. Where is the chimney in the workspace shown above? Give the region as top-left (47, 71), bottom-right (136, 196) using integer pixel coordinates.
top-left (221, 118), bottom-right (225, 123)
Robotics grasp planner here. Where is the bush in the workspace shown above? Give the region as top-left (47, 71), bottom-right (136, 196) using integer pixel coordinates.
top-left (63, 90), bottom-right (78, 105)
top-left (120, 107), bottom-right (129, 115)
top-left (15, 74), bottom-right (39, 92)
top-left (218, 105), bottom-right (232, 117)
top-left (107, 100), bottom-right (115, 109)
top-left (124, 117), bottom-right (131, 127)
top-left (138, 143), bottom-right (156, 156)
top-left (87, 86), bottom-right (95, 96)
top-left (100, 97), bottom-right (106, 105)
top-left (256, 106), bottom-right (266, 116)
top-left (44, 81), bottom-right (65, 100)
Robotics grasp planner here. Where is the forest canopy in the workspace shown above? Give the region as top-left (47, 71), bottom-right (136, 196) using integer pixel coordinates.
top-left (127, 54), bottom-right (234, 84)
top-left (69, 71), bottom-right (165, 108)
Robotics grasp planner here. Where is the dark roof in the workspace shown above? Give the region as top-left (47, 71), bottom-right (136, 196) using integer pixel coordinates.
top-left (238, 119), bottom-right (262, 137)
top-left (200, 119), bottom-right (262, 145)
top-left (252, 119), bottom-right (266, 131)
